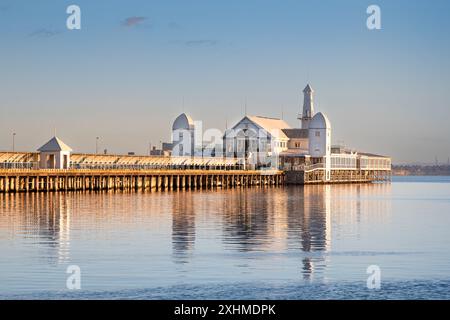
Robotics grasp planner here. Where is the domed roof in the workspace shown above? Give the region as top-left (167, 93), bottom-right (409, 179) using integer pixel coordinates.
top-left (309, 112), bottom-right (331, 129)
top-left (172, 113), bottom-right (195, 131)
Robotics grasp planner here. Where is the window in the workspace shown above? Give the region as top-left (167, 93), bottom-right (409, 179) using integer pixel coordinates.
top-left (315, 131), bottom-right (320, 137)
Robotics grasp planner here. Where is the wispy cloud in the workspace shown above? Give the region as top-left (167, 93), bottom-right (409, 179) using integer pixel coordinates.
top-left (122, 16), bottom-right (147, 27)
top-left (29, 29), bottom-right (61, 38)
top-left (185, 40), bottom-right (217, 47)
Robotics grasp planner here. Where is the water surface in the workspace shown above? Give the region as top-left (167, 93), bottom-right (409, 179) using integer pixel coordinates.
top-left (0, 177), bottom-right (449, 299)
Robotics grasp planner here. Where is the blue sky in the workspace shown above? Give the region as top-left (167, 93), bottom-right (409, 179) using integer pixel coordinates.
top-left (1, 0), bottom-right (449, 163)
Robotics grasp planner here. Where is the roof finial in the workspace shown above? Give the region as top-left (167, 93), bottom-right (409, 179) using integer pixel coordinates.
top-left (244, 97), bottom-right (247, 116)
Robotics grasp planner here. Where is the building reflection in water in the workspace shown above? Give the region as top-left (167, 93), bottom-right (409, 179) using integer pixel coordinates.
top-left (171, 192), bottom-right (196, 264)
top-left (216, 183), bottom-right (391, 281)
top-left (215, 185), bottom-right (332, 280)
top-left (294, 185), bottom-right (332, 280)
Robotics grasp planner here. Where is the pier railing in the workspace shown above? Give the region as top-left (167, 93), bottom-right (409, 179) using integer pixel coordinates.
top-left (284, 163), bottom-right (325, 171)
top-left (284, 155), bottom-right (391, 172)
top-left (0, 162), bottom-right (39, 169)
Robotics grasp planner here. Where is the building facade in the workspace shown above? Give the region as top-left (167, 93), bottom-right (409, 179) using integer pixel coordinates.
top-left (221, 84), bottom-right (324, 169)
top-left (168, 84), bottom-right (391, 178)
top-left (223, 116), bottom-right (291, 168)
top-left (38, 136), bottom-right (73, 169)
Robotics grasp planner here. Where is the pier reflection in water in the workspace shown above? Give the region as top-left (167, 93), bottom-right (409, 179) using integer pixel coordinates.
top-left (0, 193), bottom-right (72, 264)
top-left (0, 183), bottom-right (396, 293)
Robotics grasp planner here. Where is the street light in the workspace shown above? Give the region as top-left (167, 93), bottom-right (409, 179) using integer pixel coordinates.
top-left (96, 137), bottom-right (99, 154)
top-left (12, 132), bottom-right (16, 152)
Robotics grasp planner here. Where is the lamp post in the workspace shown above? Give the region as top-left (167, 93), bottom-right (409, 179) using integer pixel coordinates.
top-left (96, 137), bottom-right (99, 154)
top-left (12, 132), bottom-right (16, 152)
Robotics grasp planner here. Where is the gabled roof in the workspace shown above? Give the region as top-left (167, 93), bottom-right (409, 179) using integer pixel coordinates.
top-left (246, 116), bottom-right (291, 139)
top-left (282, 128), bottom-right (309, 139)
top-left (38, 136), bottom-right (73, 152)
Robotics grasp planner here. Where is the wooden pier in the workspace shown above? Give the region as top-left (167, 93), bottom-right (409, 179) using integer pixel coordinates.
top-left (0, 151), bottom-right (391, 192)
top-left (285, 168), bottom-right (391, 184)
top-left (0, 169), bottom-right (284, 193)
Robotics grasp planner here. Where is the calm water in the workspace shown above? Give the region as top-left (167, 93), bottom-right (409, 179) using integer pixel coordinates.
top-left (0, 176), bottom-right (449, 299)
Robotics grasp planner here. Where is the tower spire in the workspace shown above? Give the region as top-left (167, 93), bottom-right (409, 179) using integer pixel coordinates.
top-left (298, 84), bottom-right (315, 129)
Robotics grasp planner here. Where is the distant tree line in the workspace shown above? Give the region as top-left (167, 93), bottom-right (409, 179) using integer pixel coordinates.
top-left (392, 164), bottom-right (450, 176)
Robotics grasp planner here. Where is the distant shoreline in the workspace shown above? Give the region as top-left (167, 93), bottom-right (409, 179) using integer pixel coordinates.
top-left (393, 174), bottom-right (450, 176)
top-left (392, 165), bottom-right (450, 176)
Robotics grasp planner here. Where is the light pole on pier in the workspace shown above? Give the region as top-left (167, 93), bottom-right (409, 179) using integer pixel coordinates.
top-left (12, 132), bottom-right (16, 152)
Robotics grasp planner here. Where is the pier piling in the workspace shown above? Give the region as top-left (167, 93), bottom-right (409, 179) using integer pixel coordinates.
top-left (0, 169), bottom-right (284, 193)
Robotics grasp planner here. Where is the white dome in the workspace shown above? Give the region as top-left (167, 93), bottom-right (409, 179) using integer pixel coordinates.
top-left (172, 113), bottom-right (195, 131)
top-left (309, 112), bottom-right (331, 129)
